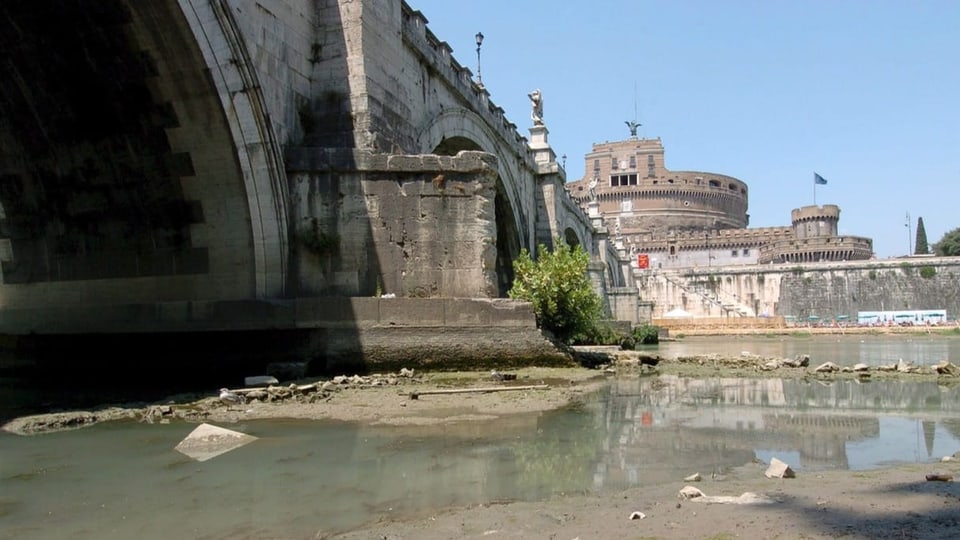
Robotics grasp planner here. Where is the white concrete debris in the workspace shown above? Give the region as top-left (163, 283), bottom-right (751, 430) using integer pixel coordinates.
top-left (765, 457), bottom-right (796, 479)
top-left (174, 423), bottom-right (258, 462)
top-left (679, 486), bottom-right (778, 505)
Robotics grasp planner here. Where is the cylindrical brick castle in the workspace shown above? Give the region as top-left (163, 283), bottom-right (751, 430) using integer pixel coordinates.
top-left (566, 134), bottom-right (874, 269)
top-left (568, 138), bottom-right (749, 233)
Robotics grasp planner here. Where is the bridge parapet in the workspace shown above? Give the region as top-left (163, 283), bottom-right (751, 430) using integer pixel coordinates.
top-left (401, 5), bottom-right (534, 163)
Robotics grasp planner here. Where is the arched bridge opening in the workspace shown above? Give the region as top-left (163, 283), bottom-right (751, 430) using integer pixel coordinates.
top-left (564, 227), bottom-right (583, 250)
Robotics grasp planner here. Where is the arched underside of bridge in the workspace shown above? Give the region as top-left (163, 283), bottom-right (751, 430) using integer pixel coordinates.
top-left (0, 0), bottom-right (287, 313)
top-left (564, 227), bottom-right (584, 250)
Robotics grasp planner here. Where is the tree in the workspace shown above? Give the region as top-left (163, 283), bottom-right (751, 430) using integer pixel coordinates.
top-left (933, 227), bottom-right (960, 257)
top-left (508, 240), bottom-right (604, 344)
top-left (914, 217), bottom-right (929, 254)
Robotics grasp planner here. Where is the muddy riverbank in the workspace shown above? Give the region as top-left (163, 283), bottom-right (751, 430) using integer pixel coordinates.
top-left (5, 349), bottom-right (960, 539)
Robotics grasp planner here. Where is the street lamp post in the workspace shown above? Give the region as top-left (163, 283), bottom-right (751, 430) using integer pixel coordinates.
top-left (474, 32), bottom-right (484, 86)
top-left (906, 211), bottom-right (912, 255)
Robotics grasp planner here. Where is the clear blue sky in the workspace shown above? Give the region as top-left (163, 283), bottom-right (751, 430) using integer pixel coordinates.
top-left (411, 0), bottom-right (960, 258)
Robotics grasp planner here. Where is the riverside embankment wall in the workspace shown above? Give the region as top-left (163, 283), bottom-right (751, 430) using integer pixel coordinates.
top-left (637, 257), bottom-right (960, 321)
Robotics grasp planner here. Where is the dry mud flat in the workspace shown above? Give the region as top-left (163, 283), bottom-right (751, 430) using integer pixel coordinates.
top-left (331, 461), bottom-right (960, 540)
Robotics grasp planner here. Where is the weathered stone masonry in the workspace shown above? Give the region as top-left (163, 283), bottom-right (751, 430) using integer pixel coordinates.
top-left (636, 258), bottom-right (960, 321)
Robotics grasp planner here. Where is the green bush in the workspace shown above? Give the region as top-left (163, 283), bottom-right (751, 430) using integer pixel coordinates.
top-left (509, 240), bottom-right (604, 344)
top-left (631, 324), bottom-right (660, 345)
top-left (571, 323), bottom-right (619, 346)
top-left (571, 322), bottom-right (660, 348)
top-left (919, 266), bottom-right (937, 279)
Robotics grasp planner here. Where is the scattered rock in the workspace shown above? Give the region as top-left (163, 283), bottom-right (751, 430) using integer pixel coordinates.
top-left (765, 457), bottom-right (796, 479)
top-left (852, 363), bottom-right (870, 372)
top-left (925, 473), bottom-right (954, 482)
top-left (245, 389), bottom-right (269, 402)
top-left (935, 361), bottom-right (959, 376)
top-left (679, 486), bottom-right (704, 500)
top-left (897, 358), bottom-right (914, 373)
top-left (490, 370), bottom-right (517, 381)
top-left (684, 472), bottom-right (702, 482)
top-left (814, 362), bottom-right (840, 373)
top-left (762, 360), bottom-right (782, 371)
top-left (629, 511), bottom-right (646, 520)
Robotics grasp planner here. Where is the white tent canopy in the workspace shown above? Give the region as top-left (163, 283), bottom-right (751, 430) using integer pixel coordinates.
top-left (663, 308), bottom-right (693, 318)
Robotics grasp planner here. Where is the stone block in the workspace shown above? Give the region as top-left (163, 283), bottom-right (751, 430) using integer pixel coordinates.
top-left (443, 298), bottom-right (536, 327)
top-left (379, 298), bottom-right (444, 326)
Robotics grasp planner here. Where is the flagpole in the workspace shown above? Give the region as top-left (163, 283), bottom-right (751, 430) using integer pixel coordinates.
top-left (813, 174), bottom-right (817, 206)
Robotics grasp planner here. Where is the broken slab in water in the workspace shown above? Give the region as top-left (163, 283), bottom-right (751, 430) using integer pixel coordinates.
top-left (245, 375), bottom-right (279, 386)
top-left (174, 423), bottom-right (258, 462)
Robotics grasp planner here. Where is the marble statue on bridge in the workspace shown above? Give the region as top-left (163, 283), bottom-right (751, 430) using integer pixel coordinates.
top-left (528, 89), bottom-right (543, 126)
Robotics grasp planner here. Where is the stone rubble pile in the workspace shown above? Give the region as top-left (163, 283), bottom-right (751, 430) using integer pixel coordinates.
top-left (140, 368), bottom-right (423, 423)
top-left (670, 353), bottom-right (960, 377)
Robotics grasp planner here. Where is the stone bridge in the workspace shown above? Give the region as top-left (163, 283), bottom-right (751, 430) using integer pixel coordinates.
top-left (0, 1), bottom-right (623, 368)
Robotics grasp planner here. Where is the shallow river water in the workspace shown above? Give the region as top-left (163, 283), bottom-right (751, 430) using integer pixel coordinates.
top-left (2, 334), bottom-right (959, 539)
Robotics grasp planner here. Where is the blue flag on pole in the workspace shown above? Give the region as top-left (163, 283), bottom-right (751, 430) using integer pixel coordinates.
top-left (814, 173), bottom-right (828, 185)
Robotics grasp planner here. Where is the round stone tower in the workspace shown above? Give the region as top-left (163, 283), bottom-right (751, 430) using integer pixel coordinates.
top-left (567, 137), bottom-right (748, 234)
top-left (758, 205), bottom-right (873, 263)
top-left (791, 204), bottom-right (839, 239)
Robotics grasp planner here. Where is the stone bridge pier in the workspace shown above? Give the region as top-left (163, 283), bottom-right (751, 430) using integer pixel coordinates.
top-left (0, 0), bottom-right (630, 377)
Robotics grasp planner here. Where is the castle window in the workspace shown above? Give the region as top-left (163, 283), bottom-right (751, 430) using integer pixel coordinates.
top-left (593, 159), bottom-right (600, 172)
top-left (709, 179), bottom-right (721, 188)
top-left (611, 157), bottom-right (618, 170)
top-left (629, 155), bottom-right (636, 168)
top-left (743, 249), bottom-right (750, 256)
top-left (732, 250), bottom-right (738, 257)
top-left (610, 174), bottom-right (638, 186)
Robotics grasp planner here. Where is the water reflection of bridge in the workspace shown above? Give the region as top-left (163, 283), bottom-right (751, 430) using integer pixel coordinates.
top-left (589, 376), bottom-right (960, 491)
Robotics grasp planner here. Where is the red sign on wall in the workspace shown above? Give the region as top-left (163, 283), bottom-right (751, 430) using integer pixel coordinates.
top-left (637, 254), bottom-right (649, 269)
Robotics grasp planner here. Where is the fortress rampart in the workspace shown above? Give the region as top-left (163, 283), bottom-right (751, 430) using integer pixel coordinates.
top-left (635, 257), bottom-right (960, 321)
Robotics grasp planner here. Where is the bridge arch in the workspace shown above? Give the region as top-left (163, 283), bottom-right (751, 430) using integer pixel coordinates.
top-left (420, 108), bottom-right (531, 296)
top-left (563, 227), bottom-right (584, 250)
top-left (178, 0), bottom-right (289, 298)
top-left (0, 1), bottom-right (288, 313)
